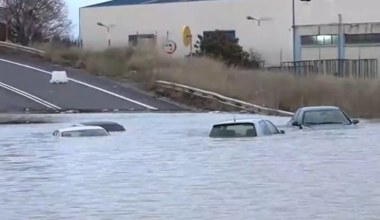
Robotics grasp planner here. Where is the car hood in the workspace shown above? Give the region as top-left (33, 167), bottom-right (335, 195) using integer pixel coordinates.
top-left (302, 123), bottom-right (353, 130)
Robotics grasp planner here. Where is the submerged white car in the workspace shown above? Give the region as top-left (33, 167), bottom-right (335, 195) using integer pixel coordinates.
top-left (209, 118), bottom-right (285, 138)
top-left (52, 126), bottom-right (110, 137)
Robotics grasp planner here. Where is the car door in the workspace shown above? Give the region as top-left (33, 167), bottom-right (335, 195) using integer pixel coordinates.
top-left (258, 121), bottom-right (272, 135)
top-left (264, 120), bottom-right (280, 134)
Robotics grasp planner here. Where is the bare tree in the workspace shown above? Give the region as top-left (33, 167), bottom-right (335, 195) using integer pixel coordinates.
top-left (0, 0), bottom-right (72, 45)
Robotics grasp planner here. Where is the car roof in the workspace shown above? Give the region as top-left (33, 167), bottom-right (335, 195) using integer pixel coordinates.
top-left (58, 126), bottom-right (106, 132)
top-left (213, 118), bottom-right (264, 126)
top-left (299, 106), bottom-right (340, 111)
top-left (77, 121), bottom-right (122, 126)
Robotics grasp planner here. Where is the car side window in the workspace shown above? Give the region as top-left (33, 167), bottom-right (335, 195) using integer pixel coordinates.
top-left (290, 109), bottom-right (300, 122)
top-left (296, 110), bottom-right (304, 123)
top-left (264, 120), bottom-right (279, 134)
top-left (259, 121), bottom-right (272, 135)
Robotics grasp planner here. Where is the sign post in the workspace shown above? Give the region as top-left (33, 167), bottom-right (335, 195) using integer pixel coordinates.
top-left (182, 25), bottom-right (192, 56)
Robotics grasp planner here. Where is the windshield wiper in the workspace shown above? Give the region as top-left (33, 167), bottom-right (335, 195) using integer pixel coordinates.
top-left (305, 122), bottom-right (343, 125)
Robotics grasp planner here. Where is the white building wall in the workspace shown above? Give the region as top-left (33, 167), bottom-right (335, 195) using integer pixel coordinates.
top-left (80, 0), bottom-right (293, 66)
top-left (298, 22), bottom-right (380, 62)
top-left (80, 0), bottom-right (380, 66)
top-left (301, 47), bottom-right (337, 60)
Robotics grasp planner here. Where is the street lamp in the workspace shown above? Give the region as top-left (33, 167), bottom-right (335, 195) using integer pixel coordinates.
top-left (97, 22), bottom-right (110, 47)
top-left (246, 16), bottom-right (272, 26)
top-left (293, 0), bottom-right (311, 75)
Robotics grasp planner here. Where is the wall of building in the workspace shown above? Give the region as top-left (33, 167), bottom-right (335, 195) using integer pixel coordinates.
top-left (79, 0), bottom-right (293, 66)
top-left (80, 0), bottom-right (380, 66)
top-left (297, 22), bottom-right (380, 61)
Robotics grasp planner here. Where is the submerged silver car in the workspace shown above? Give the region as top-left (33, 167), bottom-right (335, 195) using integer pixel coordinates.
top-left (287, 106), bottom-right (359, 129)
top-left (53, 126), bottom-right (110, 137)
top-left (209, 118), bottom-right (285, 138)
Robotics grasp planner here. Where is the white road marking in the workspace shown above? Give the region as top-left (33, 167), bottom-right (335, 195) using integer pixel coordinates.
top-left (0, 58), bottom-right (158, 110)
top-left (0, 81), bottom-right (61, 110)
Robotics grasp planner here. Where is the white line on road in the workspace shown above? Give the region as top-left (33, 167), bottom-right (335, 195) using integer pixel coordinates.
top-left (0, 81), bottom-right (61, 110)
top-left (0, 58), bottom-right (158, 110)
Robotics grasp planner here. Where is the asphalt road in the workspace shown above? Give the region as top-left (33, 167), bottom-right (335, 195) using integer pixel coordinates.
top-left (0, 84), bottom-right (51, 112)
top-left (0, 53), bottom-right (183, 112)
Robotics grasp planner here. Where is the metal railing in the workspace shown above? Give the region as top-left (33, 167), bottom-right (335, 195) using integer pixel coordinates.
top-left (156, 80), bottom-right (294, 116)
top-left (0, 41), bottom-right (45, 56)
top-left (281, 59), bottom-right (379, 78)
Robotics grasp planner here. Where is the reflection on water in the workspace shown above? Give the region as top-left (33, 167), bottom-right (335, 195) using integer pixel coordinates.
top-left (0, 113), bottom-right (379, 219)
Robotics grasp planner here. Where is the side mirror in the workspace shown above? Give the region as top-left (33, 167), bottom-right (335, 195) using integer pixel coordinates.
top-left (291, 121), bottom-right (302, 129)
top-left (280, 130), bottom-right (285, 134)
top-left (352, 119), bottom-right (359, 124)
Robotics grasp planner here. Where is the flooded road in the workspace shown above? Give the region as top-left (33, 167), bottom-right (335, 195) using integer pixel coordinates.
top-left (0, 113), bottom-right (379, 219)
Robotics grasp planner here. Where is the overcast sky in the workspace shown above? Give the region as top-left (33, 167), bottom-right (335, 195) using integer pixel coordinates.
top-left (67, 0), bottom-right (106, 36)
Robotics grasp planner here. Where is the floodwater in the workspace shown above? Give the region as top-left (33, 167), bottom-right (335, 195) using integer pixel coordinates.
top-left (0, 113), bottom-right (379, 220)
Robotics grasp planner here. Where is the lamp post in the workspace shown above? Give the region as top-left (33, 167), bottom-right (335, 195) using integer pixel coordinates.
top-left (293, 0), bottom-right (311, 75)
top-left (97, 22), bottom-right (110, 47)
top-left (246, 16), bottom-right (272, 26)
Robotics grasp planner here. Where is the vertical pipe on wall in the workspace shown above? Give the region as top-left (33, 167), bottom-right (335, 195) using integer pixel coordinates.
top-left (292, 0), bottom-right (297, 75)
top-left (79, 8), bottom-right (82, 48)
top-left (337, 14), bottom-right (343, 77)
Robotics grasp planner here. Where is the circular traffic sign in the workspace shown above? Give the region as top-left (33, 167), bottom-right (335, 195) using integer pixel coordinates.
top-left (164, 40), bottom-right (177, 54)
top-left (182, 25), bottom-right (191, 47)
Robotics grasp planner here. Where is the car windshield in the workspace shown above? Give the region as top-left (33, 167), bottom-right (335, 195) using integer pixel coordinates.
top-left (61, 129), bottom-right (108, 137)
top-left (303, 109), bottom-right (351, 125)
top-left (209, 123), bottom-right (256, 138)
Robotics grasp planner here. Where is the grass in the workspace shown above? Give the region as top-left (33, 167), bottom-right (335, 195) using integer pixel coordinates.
top-left (29, 42), bottom-right (380, 118)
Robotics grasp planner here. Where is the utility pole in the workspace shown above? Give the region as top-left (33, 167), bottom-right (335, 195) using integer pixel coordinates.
top-left (293, 0), bottom-right (311, 75)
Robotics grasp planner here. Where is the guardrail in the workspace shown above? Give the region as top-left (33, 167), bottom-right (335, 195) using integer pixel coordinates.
top-left (0, 41), bottom-right (45, 56)
top-left (156, 80), bottom-right (294, 116)
top-left (0, 42), bottom-right (293, 116)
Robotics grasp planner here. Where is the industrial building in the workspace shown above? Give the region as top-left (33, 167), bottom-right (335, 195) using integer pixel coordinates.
top-left (79, 0), bottom-right (380, 71)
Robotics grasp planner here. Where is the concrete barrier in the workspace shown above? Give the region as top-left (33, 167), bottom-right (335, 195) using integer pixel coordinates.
top-left (50, 71), bottom-right (68, 83)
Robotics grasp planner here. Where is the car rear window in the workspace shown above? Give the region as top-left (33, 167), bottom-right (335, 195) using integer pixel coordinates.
top-left (100, 124), bottom-right (125, 132)
top-left (81, 123), bottom-right (125, 132)
top-left (209, 123), bottom-right (256, 138)
top-left (61, 129), bottom-right (108, 137)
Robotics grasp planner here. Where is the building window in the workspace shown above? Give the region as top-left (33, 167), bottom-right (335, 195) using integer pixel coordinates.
top-left (345, 33), bottom-right (380, 44)
top-left (301, 35), bottom-right (338, 46)
top-left (203, 30), bottom-right (236, 40)
top-left (128, 34), bottom-right (156, 46)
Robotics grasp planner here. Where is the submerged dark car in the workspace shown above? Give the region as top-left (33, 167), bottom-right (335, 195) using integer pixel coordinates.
top-left (287, 106), bottom-right (359, 129)
top-left (72, 121), bottom-right (126, 132)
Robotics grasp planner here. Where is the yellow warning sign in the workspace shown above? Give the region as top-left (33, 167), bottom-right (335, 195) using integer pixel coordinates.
top-left (181, 26), bottom-right (191, 47)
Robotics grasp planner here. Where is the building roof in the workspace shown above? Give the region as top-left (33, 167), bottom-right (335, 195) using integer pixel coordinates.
top-left (82, 0), bottom-right (213, 8)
